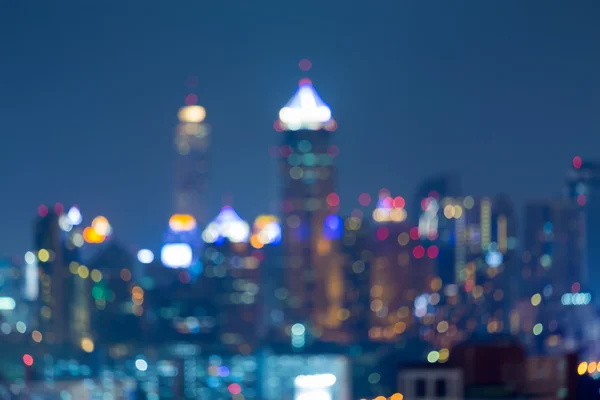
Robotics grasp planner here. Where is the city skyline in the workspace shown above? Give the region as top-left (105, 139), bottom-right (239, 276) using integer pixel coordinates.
top-left (1, 0), bottom-right (599, 257)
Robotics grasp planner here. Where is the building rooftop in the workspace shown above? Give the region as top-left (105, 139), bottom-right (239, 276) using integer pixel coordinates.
top-left (278, 79), bottom-right (332, 131)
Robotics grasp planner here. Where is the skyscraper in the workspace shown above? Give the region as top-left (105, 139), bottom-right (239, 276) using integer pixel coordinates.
top-left (276, 78), bottom-right (341, 340)
top-left (565, 157), bottom-right (600, 302)
top-left (34, 204), bottom-right (83, 345)
top-left (174, 93), bottom-right (210, 226)
top-left (522, 199), bottom-right (584, 298)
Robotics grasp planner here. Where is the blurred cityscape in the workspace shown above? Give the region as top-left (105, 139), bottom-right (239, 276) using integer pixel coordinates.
top-left (0, 73), bottom-right (599, 400)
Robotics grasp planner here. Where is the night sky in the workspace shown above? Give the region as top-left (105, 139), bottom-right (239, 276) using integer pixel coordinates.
top-left (1, 1), bottom-right (599, 257)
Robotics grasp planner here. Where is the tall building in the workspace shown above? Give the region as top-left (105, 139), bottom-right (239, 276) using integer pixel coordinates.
top-left (414, 174), bottom-right (461, 285)
top-left (517, 199), bottom-right (587, 352)
top-left (34, 203), bottom-right (85, 345)
top-left (174, 95), bottom-right (210, 226)
top-left (565, 157), bottom-right (600, 302)
top-left (276, 78), bottom-right (342, 341)
top-left (522, 199), bottom-right (584, 297)
top-left (367, 192), bottom-right (436, 343)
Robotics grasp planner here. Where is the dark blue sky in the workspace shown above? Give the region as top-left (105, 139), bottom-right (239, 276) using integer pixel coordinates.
top-left (1, 1), bottom-right (598, 256)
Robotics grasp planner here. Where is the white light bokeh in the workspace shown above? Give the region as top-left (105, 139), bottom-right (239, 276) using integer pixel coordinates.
top-left (161, 243), bottom-right (193, 269)
top-left (137, 249), bottom-right (154, 264)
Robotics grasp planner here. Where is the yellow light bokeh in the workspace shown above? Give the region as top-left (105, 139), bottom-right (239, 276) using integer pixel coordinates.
top-left (577, 362), bottom-right (588, 375)
top-left (390, 393), bottom-right (404, 400)
top-left (83, 227), bottom-right (105, 244)
top-left (38, 249), bottom-right (49, 262)
top-left (91, 216), bottom-right (112, 236)
top-left (91, 269), bottom-right (102, 282)
top-left (168, 214), bottom-right (197, 232)
top-left (81, 337), bottom-right (94, 353)
top-left (250, 234), bottom-right (264, 249)
top-left (588, 361), bottom-right (597, 374)
top-left (178, 105), bottom-right (206, 123)
top-left (78, 265), bottom-right (89, 279)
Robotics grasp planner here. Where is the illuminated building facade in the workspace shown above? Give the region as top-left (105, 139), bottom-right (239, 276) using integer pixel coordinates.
top-left (565, 158), bottom-right (600, 303)
top-left (339, 213), bottom-right (373, 342)
top-left (0, 258), bottom-right (32, 329)
top-left (174, 97), bottom-right (210, 226)
top-left (34, 204), bottom-right (85, 345)
top-left (161, 214), bottom-right (201, 271)
top-left (517, 199), bottom-right (587, 352)
top-left (368, 200), bottom-right (436, 343)
top-left (522, 199), bottom-right (584, 297)
top-left (414, 174), bottom-right (461, 285)
top-left (89, 242), bottom-right (143, 345)
top-left (276, 79), bottom-right (342, 340)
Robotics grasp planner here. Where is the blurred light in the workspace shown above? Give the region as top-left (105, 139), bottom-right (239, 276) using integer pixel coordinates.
top-left (533, 323), bottom-right (543, 336)
top-left (291, 323), bottom-right (306, 335)
top-left (410, 227), bottom-right (420, 240)
top-left (168, 214), bottom-right (197, 232)
top-left (573, 156), bottom-right (582, 169)
top-left (23, 354), bottom-right (34, 366)
top-left (24, 251), bottom-right (35, 264)
top-left (413, 246), bottom-right (425, 259)
top-left (178, 105), bottom-right (206, 123)
top-left (90, 269), bottom-right (102, 282)
top-left (298, 58), bottom-right (312, 71)
top-left (83, 227), bottom-right (106, 244)
top-left (427, 246), bottom-right (439, 259)
top-left (202, 206), bottom-right (250, 243)
top-left (161, 243), bottom-right (193, 269)
top-left (31, 330), bottom-right (42, 343)
top-left (120, 269), bottom-right (132, 281)
top-left (137, 249), bottom-right (154, 264)
top-left (228, 383), bottom-right (242, 395)
top-left (135, 359), bottom-right (148, 371)
top-left (0, 297), bottom-right (16, 310)
top-left (376, 227), bottom-right (388, 241)
top-left (531, 293), bottom-right (542, 306)
top-left (16, 321), bottom-right (26, 333)
top-left (323, 215), bottom-right (343, 240)
top-left (252, 215), bottom-right (282, 245)
top-left (81, 337), bottom-right (94, 353)
top-left (427, 351), bottom-right (440, 363)
top-left (578, 362), bottom-right (589, 375)
top-left (279, 81), bottom-right (332, 130)
top-left (326, 193), bottom-right (340, 207)
top-left (54, 203), bottom-right (64, 214)
top-left (91, 216), bottom-right (112, 236)
top-left (561, 292), bottom-right (592, 305)
top-left (393, 196), bottom-right (405, 209)
top-left (358, 193), bottom-right (371, 206)
top-left (390, 393), bottom-right (404, 400)
top-left (67, 206), bottom-right (82, 225)
top-left (463, 196), bottom-right (475, 209)
top-left (588, 361), bottom-right (597, 374)
top-left (72, 233), bottom-right (84, 247)
top-left (78, 265), bottom-right (89, 279)
top-left (439, 348), bottom-right (450, 363)
top-left (185, 93), bottom-right (197, 105)
top-left (38, 204), bottom-right (48, 217)
top-left (294, 374), bottom-right (336, 389)
top-left (38, 249), bottom-right (50, 262)
top-left (578, 194), bottom-right (586, 206)
top-left (58, 215), bottom-right (73, 232)
top-left (486, 250), bottom-right (503, 267)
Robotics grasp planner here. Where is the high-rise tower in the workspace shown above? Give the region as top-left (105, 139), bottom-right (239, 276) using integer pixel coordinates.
top-left (566, 157), bottom-right (600, 301)
top-left (174, 88), bottom-right (210, 226)
top-left (276, 78), bottom-right (343, 341)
